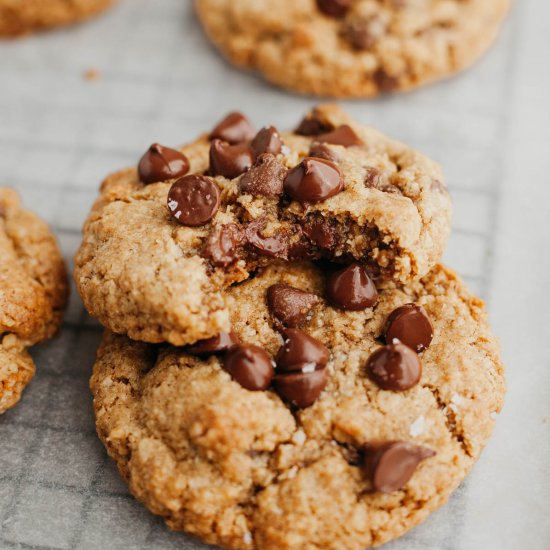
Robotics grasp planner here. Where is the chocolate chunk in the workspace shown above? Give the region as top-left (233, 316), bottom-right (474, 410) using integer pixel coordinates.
top-left (251, 126), bottom-right (283, 157)
top-left (138, 143), bottom-right (190, 184)
top-left (224, 344), bottom-right (275, 391)
top-left (295, 116), bottom-right (333, 136)
top-left (326, 264), bottom-right (378, 310)
top-left (275, 368), bottom-right (329, 409)
top-left (309, 142), bottom-right (340, 163)
top-left (316, 0), bottom-right (352, 17)
top-left (186, 332), bottom-right (240, 356)
top-left (345, 17), bottom-right (386, 50)
top-left (239, 154), bottom-right (286, 198)
top-left (364, 167), bottom-right (382, 188)
top-left (209, 139), bottom-right (254, 179)
top-left (267, 285), bottom-right (320, 328)
top-left (384, 304), bottom-right (434, 352)
top-left (167, 175), bottom-right (220, 227)
top-left (301, 219), bottom-right (338, 250)
top-left (245, 217), bottom-right (288, 259)
top-left (201, 223), bottom-right (244, 267)
top-left (316, 125), bottom-right (363, 147)
top-left (374, 68), bottom-right (399, 92)
top-left (276, 329), bottom-right (329, 372)
top-left (364, 441), bottom-right (435, 493)
top-left (284, 158), bottom-right (343, 204)
top-left (366, 342), bottom-right (422, 391)
top-left (209, 112), bottom-right (255, 144)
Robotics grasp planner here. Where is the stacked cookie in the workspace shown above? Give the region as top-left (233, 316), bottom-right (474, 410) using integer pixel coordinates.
top-left (76, 105), bottom-right (505, 550)
top-left (0, 188), bottom-right (68, 414)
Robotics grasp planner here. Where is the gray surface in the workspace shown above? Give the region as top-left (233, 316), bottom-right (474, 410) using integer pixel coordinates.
top-left (0, 0), bottom-right (549, 549)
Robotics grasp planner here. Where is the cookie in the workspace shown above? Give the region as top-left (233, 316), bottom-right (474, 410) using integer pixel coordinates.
top-left (75, 105), bottom-right (452, 346)
top-left (0, 188), bottom-right (68, 414)
top-left (91, 262), bottom-right (505, 550)
top-left (195, 0), bottom-right (510, 98)
top-left (0, 0), bottom-right (115, 37)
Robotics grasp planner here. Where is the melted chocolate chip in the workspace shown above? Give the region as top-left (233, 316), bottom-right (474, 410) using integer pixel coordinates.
top-left (186, 332), bottom-right (240, 356)
top-left (251, 126), bottom-right (283, 157)
top-left (138, 144), bottom-right (190, 184)
top-left (366, 342), bottom-right (422, 391)
top-left (309, 142), bottom-right (340, 163)
top-left (364, 441), bottom-right (435, 493)
top-left (345, 17), bottom-right (386, 50)
top-left (295, 116), bottom-right (333, 136)
top-left (275, 368), bottom-right (329, 409)
top-left (275, 329), bottom-right (329, 372)
top-left (167, 175), bottom-right (220, 227)
top-left (239, 154), bottom-right (286, 198)
top-left (224, 344), bottom-right (275, 391)
top-left (384, 304), bottom-right (434, 352)
top-left (245, 218), bottom-right (288, 259)
top-left (316, 125), bottom-right (363, 147)
top-left (201, 223), bottom-right (244, 267)
top-left (326, 264), bottom-right (378, 310)
top-left (209, 139), bottom-right (254, 179)
top-left (301, 219), bottom-right (338, 250)
top-left (209, 112), bottom-right (255, 144)
top-left (364, 167), bottom-right (382, 188)
top-left (316, 0), bottom-right (352, 17)
top-left (267, 284), bottom-right (320, 328)
top-left (284, 158), bottom-right (343, 204)
top-left (374, 68), bottom-right (399, 92)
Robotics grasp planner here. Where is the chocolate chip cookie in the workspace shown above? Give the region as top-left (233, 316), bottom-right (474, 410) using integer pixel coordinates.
top-left (91, 262), bottom-right (505, 549)
top-left (0, 188), bottom-right (68, 414)
top-left (0, 0), bottom-right (115, 37)
top-left (195, 0), bottom-right (510, 97)
top-left (75, 105), bottom-right (452, 346)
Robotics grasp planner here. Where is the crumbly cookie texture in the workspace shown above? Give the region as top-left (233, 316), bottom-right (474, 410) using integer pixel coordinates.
top-left (195, 0), bottom-right (510, 98)
top-left (91, 262), bottom-right (505, 550)
top-left (0, 188), bottom-right (68, 413)
top-left (0, 0), bottom-right (115, 37)
top-left (75, 105), bottom-right (451, 346)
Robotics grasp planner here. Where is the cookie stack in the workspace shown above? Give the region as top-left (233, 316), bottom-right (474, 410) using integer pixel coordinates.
top-left (76, 105), bottom-right (505, 550)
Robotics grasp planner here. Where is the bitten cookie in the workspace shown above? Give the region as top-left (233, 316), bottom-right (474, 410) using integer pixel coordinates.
top-left (195, 0), bottom-right (510, 98)
top-left (75, 105), bottom-right (452, 346)
top-left (0, 188), bottom-right (68, 414)
top-left (0, 0), bottom-right (115, 37)
top-left (91, 262), bottom-right (505, 550)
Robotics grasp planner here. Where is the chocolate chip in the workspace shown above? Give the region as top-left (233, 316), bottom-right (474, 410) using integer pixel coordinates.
top-left (316, 0), bottom-right (352, 17)
top-left (284, 158), bottom-right (343, 204)
top-left (138, 143), bottom-right (190, 184)
top-left (245, 217), bottom-right (288, 259)
top-left (167, 175), bottom-right (220, 227)
top-left (364, 167), bottom-right (382, 188)
top-left (301, 218), bottom-right (338, 250)
top-left (366, 342), bottom-right (422, 391)
top-left (374, 68), bottom-right (399, 92)
top-left (316, 125), bottom-right (363, 147)
top-left (308, 142), bottom-right (340, 163)
top-left (326, 264), bottom-right (378, 311)
top-left (295, 116), bottom-right (333, 136)
top-left (275, 368), bottom-right (329, 409)
top-left (224, 344), bottom-right (275, 391)
top-left (186, 332), bottom-right (240, 356)
top-left (364, 441), bottom-right (435, 493)
top-left (209, 112), bottom-right (255, 144)
top-left (267, 285), bottom-right (320, 328)
top-left (384, 304), bottom-right (434, 352)
top-left (345, 17), bottom-right (386, 50)
top-left (239, 154), bottom-right (286, 198)
top-left (251, 126), bottom-right (283, 157)
top-left (275, 329), bottom-right (329, 372)
top-left (201, 223), bottom-right (244, 267)
top-left (209, 139), bottom-right (254, 179)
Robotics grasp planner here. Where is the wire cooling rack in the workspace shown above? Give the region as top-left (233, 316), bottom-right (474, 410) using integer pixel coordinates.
top-left (1, 1), bottom-right (549, 549)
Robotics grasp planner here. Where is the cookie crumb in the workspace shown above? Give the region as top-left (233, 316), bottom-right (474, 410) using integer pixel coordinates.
top-left (84, 68), bottom-right (101, 81)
